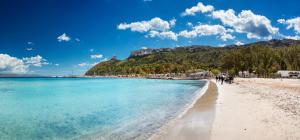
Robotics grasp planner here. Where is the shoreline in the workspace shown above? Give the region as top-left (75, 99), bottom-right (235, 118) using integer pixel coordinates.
top-left (151, 78), bottom-right (300, 140)
top-left (150, 80), bottom-right (217, 140)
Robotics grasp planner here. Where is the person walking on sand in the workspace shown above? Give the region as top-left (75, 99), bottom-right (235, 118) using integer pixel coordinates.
top-left (221, 74), bottom-right (225, 85)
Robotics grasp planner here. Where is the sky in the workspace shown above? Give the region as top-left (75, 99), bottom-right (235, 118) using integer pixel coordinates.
top-left (0, 0), bottom-right (300, 76)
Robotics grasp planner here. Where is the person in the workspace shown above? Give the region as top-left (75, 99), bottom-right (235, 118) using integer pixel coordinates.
top-left (215, 76), bottom-right (218, 82)
top-left (221, 74), bottom-right (225, 85)
top-left (228, 75), bottom-right (233, 84)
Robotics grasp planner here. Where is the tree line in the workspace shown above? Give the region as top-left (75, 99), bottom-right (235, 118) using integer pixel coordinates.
top-left (85, 45), bottom-right (300, 77)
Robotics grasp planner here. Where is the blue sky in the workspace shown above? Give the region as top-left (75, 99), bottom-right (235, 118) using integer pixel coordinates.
top-left (0, 0), bottom-right (300, 76)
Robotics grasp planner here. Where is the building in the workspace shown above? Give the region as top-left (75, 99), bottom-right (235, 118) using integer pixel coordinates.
top-left (277, 70), bottom-right (300, 78)
top-left (189, 71), bottom-right (209, 79)
top-left (130, 49), bottom-right (154, 57)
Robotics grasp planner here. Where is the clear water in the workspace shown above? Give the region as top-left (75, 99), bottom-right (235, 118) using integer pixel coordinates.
top-left (0, 78), bottom-right (206, 140)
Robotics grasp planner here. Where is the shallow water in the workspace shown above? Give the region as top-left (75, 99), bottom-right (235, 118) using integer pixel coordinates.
top-left (0, 78), bottom-right (206, 140)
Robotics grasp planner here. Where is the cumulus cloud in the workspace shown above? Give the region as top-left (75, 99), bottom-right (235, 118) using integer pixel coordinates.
top-left (277, 17), bottom-right (300, 34)
top-left (117, 17), bottom-right (180, 41)
top-left (285, 35), bottom-right (300, 40)
top-left (78, 63), bottom-right (89, 67)
top-left (169, 19), bottom-right (176, 27)
top-left (178, 24), bottom-right (235, 41)
top-left (181, 2), bottom-right (214, 16)
top-left (147, 31), bottom-right (178, 40)
top-left (141, 46), bottom-right (148, 49)
top-left (78, 61), bottom-right (105, 67)
top-left (0, 54), bottom-right (50, 74)
top-left (26, 48), bottom-right (33, 51)
top-left (90, 54), bottom-right (103, 59)
top-left (22, 55), bottom-right (49, 67)
top-left (218, 44), bottom-right (226, 47)
top-left (101, 58), bottom-right (108, 62)
top-left (0, 54), bottom-right (28, 73)
top-left (57, 33), bottom-right (71, 42)
top-left (186, 22), bottom-right (193, 27)
top-left (280, 34), bottom-right (300, 40)
top-left (75, 38), bottom-right (80, 42)
top-left (211, 9), bottom-right (278, 39)
top-left (117, 17), bottom-right (175, 32)
top-left (235, 41), bottom-right (245, 46)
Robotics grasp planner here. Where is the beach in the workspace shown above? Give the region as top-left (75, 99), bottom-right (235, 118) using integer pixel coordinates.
top-left (211, 78), bottom-right (300, 140)
top-left (152, 78), bottom-right (300, 140)
top-left (151, 81), bottom-right (217, 140)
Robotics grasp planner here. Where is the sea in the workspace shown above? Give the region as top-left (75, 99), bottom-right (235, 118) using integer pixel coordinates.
top-left (0, 78), bottom-right (207, 140)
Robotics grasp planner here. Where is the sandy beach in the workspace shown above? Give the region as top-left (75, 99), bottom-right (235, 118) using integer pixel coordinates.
top-left (211, 78), bottom-right (300, 140)
top-left (152, 78), bottom-right (300, 140)
top-left (151, 81), bottom-right (218, 140)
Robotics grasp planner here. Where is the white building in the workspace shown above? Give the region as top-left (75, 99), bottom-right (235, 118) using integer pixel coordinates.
top-left (277, 70), bottom-right (300, 78)
top-left (189, 71), bottom-right (209, 79)
top-left (238, 71), bottom-right (250, 77)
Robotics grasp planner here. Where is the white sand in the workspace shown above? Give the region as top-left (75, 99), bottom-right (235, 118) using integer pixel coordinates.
top-left (211, 78), bottom-right (300, 140)
top-left (151, 78), bottom-right (300, 140)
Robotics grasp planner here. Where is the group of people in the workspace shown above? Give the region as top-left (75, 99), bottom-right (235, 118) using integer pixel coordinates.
top-left (215, 74), bottom-right (234, 85)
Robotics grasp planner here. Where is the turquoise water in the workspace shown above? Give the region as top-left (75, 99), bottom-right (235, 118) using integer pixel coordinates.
top-left (0, 78), bottom-right (206, 140)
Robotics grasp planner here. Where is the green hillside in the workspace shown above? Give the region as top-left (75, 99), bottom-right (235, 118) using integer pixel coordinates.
top-left (85, 39), bottom-right (300, 77)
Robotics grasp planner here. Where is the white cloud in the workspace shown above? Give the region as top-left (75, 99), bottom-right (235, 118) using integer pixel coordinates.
top-left (235, 41), bottom-right (245, 46)
top-left (0, 54), bottom-right (50, 74)
top-left (26, 48), bottom-right (33, 51)
top-left (178, 24), bottom-right (235, 41)
top-left (0, 54), bottom-right (28, 73)
top-left (141, 46), bottom-right (148, 49)
top-left (181, 2), bottom-right (214, 16)
top-left (143, 0), bottom-right (152, 2)
top-left (27, 42), bottom-right (33, 45)
top-left (277, 17), bottom-right (300, 34)
top-left (101, 58), bottom-right (108, 62)
top-left (78, 61), bottom-right (102, 67)
top-left (211, 9), bottom-right (278, 39)
top-left (78, 63), bottom-right (89, 67)
top-left (90, 54), bottom-right (103, 59)
top-left (89, 49), bottom-right (94, 52)
top-left (281, 34), bottom-right (300, 40)
top-left (75, 38), bottom-right (80, 42)
top-left (117, 17), bottom-right (175, 32)
top-left (54, 64), bottom-right (60, 66)
top-left (220, 33), bottom-right (235, 41)
top-left (277, 19), bottom-right (286, 24)
top-left (178, 30), bottom-right (198, 38)
top-left (147, 31), bottom-right (178, 41)
top-left (22, 55), bottom-right (49, 67)
top-left (186, 22), bottom-right (193, 27)
top-left (57, 33), bottom-right (71, 42)
top-left (169, 19), bottom-right (176, 27)
top-left (118, 17), bottom-right (179, 41)
top-left (218, 44), bottom-right (226, 47)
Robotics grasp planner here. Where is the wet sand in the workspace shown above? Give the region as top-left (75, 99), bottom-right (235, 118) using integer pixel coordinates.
top-left (151, 81), bottom-right (218, 140)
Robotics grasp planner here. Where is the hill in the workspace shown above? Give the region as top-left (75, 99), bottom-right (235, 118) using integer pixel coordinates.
top-left (85, 39), bottom-right (300, 77)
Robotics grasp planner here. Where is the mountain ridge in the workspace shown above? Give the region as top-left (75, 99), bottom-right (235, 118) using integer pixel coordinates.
top-left (85, 39), bottom-right (300, 76)
top-left (129, 39), bottom-right (300, 58)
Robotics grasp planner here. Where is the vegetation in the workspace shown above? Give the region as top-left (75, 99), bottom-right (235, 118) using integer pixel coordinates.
top-left (221, 45), bottom-right (300, 77)
top-left (85, 39), bottom-right (300, 77)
